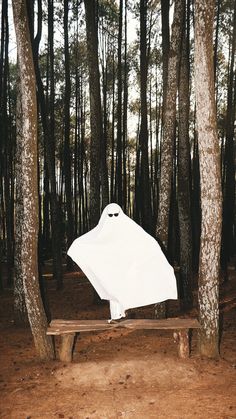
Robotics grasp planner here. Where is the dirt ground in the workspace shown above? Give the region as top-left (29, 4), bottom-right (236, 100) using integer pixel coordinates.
top-left (1, 264), bottom-right (236, 419)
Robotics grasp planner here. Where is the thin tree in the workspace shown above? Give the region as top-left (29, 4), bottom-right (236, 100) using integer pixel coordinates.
top-left (45, 0), bottom-right (55, 254)
top-left (221, 1), bottom-right (236, 275)
top-left (110, 47), bottom-right (116, 201)
top-left (192, 106), bottom-right (201, 272)
top-left (64, 0), bottom-right (74, 250)
top-left (14, 71), bottom-right (28, 325)
top-left (122, 0), bottom-right (128, 212)
top-left (116, 0), bottom-right (123, 206)
top-left (156, 0), bottom-right (184, 248)
top-left (0, 0), bottom-right (8, 291)
top-left (195, 0), bottom-right (222, 358)
top-left (160, 0), bottom-right (170, 119)
top-left (12, 0), bottom-right (54, 360)
top-left (32, 0), bottom-right (63, 289)
top-left (84, 0), bottom-right (103, 228)
top-left (155, 0), bottom-right (184, 318)
top-left (139, 0), bottom-right (152, 233)
top-left (177, 0), bottom-right (193, 310)
top-left (1, 0), bottom-right (14, 286)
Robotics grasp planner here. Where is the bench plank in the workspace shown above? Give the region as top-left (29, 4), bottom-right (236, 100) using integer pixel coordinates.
top-left (47, 317), bottom-right (200, 361)
top-left (47, 317), bottom-right (200, 335)
top-left (120, 318), bottom-right (200, 329)
top-left (47, 319), bottom-right (117, 335)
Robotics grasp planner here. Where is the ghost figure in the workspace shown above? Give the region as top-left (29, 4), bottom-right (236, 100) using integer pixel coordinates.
top-left (67, 203), bottom-right (178, 320)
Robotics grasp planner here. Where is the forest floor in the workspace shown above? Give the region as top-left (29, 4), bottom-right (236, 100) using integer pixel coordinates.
top-left (0, 263), bottom-right (236, 419)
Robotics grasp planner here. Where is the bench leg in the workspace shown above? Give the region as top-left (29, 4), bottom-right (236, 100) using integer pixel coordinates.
top-left (173, 329), bottom-right (190, 358)
top-left (59, 334), bottom-right (75, 362)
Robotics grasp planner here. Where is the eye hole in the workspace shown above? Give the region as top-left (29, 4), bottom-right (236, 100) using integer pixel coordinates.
top-left (114, 213), bottom-right (119, 217)
top-left (108, 214), bottom-right (113, 217)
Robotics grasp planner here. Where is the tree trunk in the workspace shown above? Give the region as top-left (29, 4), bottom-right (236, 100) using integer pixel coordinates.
top-left (14, 70), bottom-right (28, 325)
top-left (194, 0), bottom-right (222, 358)
top-left (177, 1), bottom-right (193, 310)
top-left (155, 0), bottom-right (184, 319)
top-left (192, 118), bottom-right (201, 273)
top-left (122, 0), bottom-right (128, 212)
top-left (64, 0), bottom-right (74, 250)
top-left (110, 50), bottom-right (116, 202)
top-left (74, 5), bottom-right (80, 236)
top-left (84, 0), bottom-right (102, 228)
top-left (156, 0), bottom-right (184, 249)
top-left (45, 0), bottom-right (55, 254)
top-left (99, 18), bottom-right (109, 210)
top-left (161, 0), bottom-right (170, 118)
top-left (213, 0), bottom-right (220, 106)
top-left (221, 1), bottom-right (236, 274)
top-left (1, 0), bottom-right (14, 287)
top-left (116, 0), bottom-right (123, 206)
top-left (12, 0), bottom-right (54, 360)
top-left (139, 0), bottom-right (152, 234)
top-left (32, 0), bottom-right (63, 289)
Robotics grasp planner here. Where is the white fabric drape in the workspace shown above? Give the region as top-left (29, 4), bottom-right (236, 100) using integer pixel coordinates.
top-left (68, 203), bottom-right (178, 319)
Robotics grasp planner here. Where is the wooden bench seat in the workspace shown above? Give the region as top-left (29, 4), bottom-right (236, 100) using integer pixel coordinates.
top-left (46, 317), bottom-right (201, 362)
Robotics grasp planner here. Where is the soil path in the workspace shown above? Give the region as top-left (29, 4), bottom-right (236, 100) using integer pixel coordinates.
top-left (0, 268), bottom-right (236, 419)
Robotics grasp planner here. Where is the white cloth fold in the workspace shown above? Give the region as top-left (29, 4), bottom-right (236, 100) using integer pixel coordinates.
top-left (67, 203), bottom-right (178, 319)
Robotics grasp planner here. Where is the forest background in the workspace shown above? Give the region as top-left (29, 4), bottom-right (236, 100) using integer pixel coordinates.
top-left (0, 0), bottom-right (235, 360)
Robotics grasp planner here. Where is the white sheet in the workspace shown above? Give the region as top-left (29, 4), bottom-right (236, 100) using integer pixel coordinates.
top-left (67, 203), bottom-right (178, 319)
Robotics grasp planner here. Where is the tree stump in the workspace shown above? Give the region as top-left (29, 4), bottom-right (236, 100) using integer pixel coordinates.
top-left (59, 334), bottom-right (75, 362)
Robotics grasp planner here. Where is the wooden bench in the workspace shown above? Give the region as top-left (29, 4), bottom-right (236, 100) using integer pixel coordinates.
top-left (46, 317), bottom-right (201, 362)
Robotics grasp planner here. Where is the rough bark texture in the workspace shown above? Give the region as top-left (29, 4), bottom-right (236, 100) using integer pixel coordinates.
top-left (192, 127), bottom-right (201, 271)
top-left (14, 72), bottom-right (28, 325)
top-left (32, 0), bottom-right (63, 289)
top-left (84, 0), bottom-right (103, 228)
top-left (221, 1), bottom-right (236, 272)
top-left (2, 0), bottom-right (14, 287)
top-left (194, 0), bottom-right (222, 358)
top-left (63, 0), bottom-right (74, 250)
top-left (156, 0), bottom-right (184, 249)
top-left (155, 0), bottom-right (184, 319)
top-left (139, 0), bottom-right (152, 234)
top-left (12, 0), bottom-right (54, 360)
top-left (178, 7), bottom-right (193, 310)
top-left (161, 0), bottom-right (170, 117)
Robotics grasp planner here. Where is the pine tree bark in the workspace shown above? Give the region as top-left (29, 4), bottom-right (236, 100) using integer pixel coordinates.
top-left (221, 1), bottom-right (236, 273)
top-left (122, 0), bottom-right (128, 212)
top-left (14, 71), bottom-right (28, 325)
top-left (195, 0), bottom-right (222, 358)
top-left (192, 119), bottom-right (201, 272)
top-left (178, 2), bottom-right (193, 310)
top-left (156, 0), bottom-right (184, 249)
top-left (110, 51), bottom-right (116, 201)
top-left (84, 0), bottom-right (103, 228)
top-left (116, 0), bottom-right (123, 206)
top-left (64, 0), bottom-right (74, 249)
top-left (1, 0), bottom-right (14, 286)
top-left (0, 2), bottom-right (6, 279)
top-left (139, 0), bottom-right (152, 234)
top-left (32, 0), bottom-right (63, 289)
top-left (154, 0), bottom-right (184, 319)
top-left (12, 0), bottom-right (54, 360)
top-left (161, 0), bottom-right (170, 117)
top-left (99, 18), bottom-right (109, 209)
